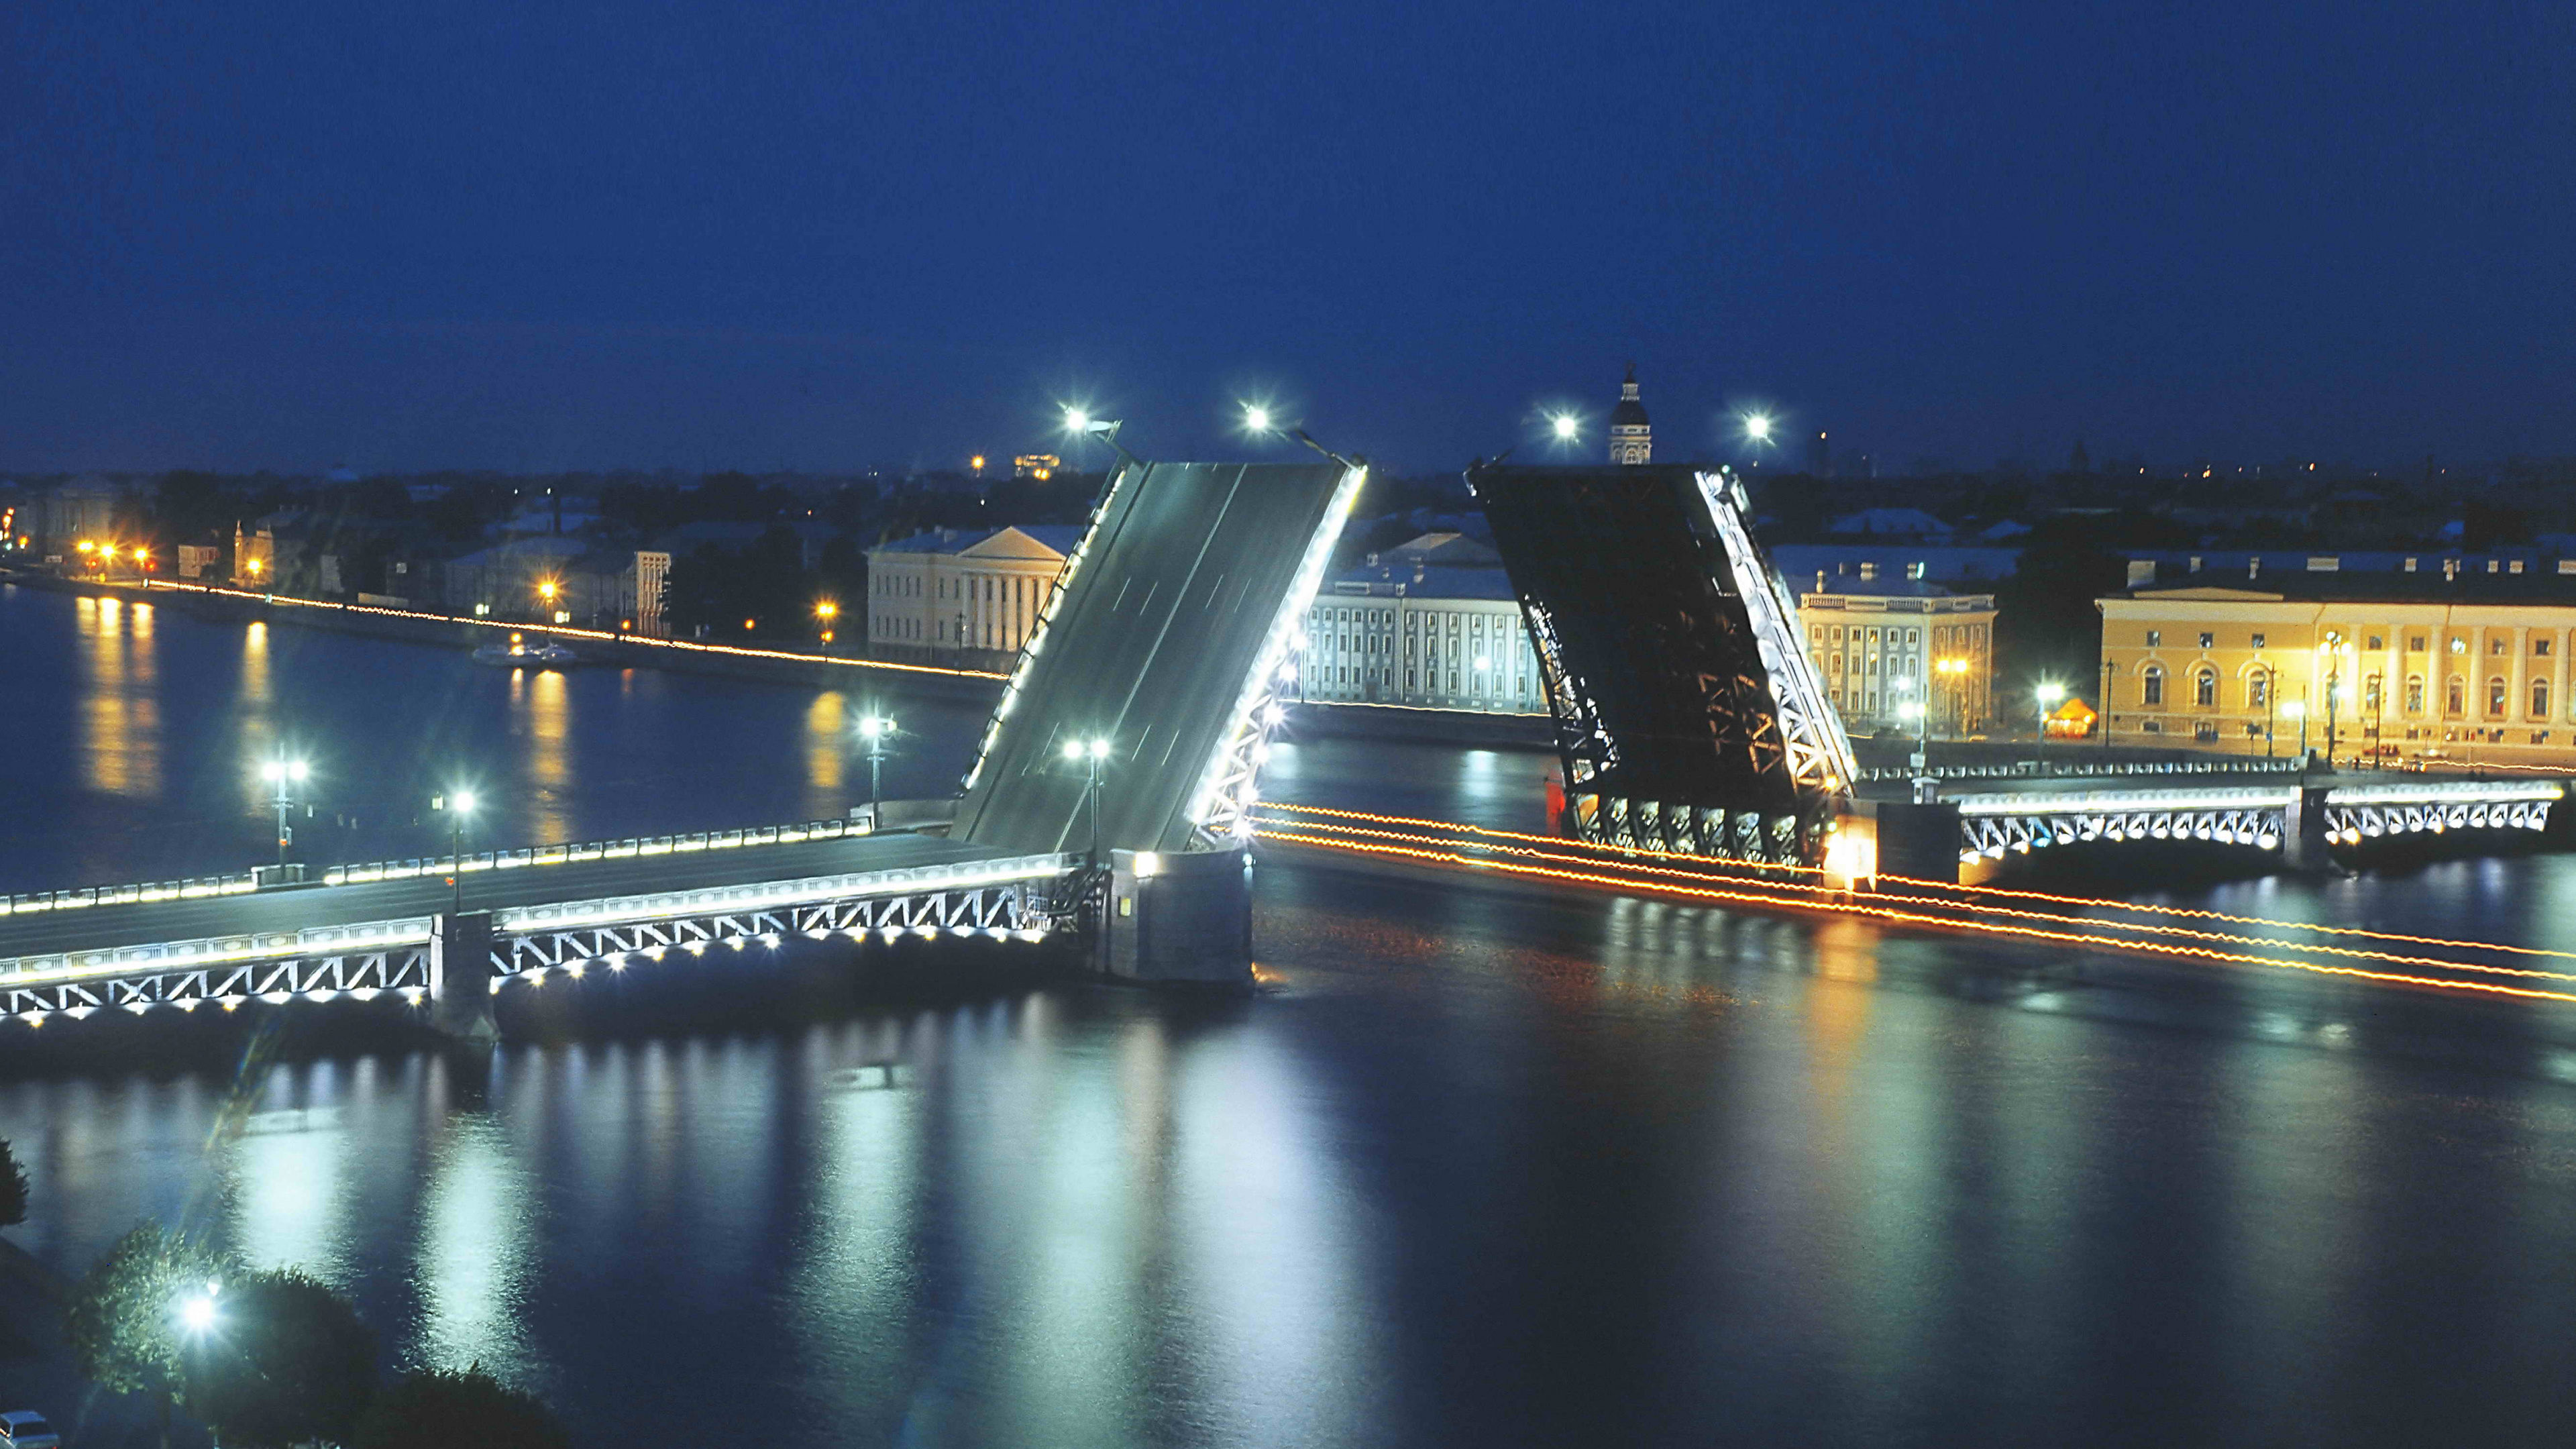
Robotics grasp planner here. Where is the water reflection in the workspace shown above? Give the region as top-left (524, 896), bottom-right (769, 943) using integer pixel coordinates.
top-left (513, 670), bottom-right (574, 840)
top-left (415, 1067), bottom-right (541, 1391)
top-left (805, 692), bottom-right (847, 810)
top-left (75, 595), bottom-right (162, 796)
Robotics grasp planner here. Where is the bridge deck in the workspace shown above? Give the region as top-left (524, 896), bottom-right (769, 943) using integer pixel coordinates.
top-left (956, 459), bottom-right (1363, 856)
top-left (0, 833), bottom-right (1005, 966)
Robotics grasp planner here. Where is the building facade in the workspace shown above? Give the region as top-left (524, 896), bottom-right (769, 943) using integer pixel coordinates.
top-left (1298, 535), bottom-right (1544, 714)
top-left (2100, 566), bottom-right (2576, 763)
top-left (865, 525), bottom-right (1085, 666)
top-left (1794, 570), bottom-right (1997, 735)
top-left (1609, 366), bottom-right (1651, 466)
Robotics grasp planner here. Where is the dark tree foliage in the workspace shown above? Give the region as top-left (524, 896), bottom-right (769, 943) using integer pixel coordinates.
top-left (354, 1367), bottom-right (572, 1449)
top-left (62, 1224), bottom-right (227, 1407)
top-left (184, 1267), bottom-right (378, 1449)
top-left (0, 1138), bottom-right (25, 1228)
top-left (661, 530), bottom-right (815, 639)
top-left (1992, 511), bottom-right (2192, 707)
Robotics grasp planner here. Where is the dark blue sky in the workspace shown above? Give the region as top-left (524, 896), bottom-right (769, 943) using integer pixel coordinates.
top-left (4, 0), bottom-right (2569, 475)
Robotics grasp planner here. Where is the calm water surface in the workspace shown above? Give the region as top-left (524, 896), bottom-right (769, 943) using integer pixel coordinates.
top-left (9, 584), bottom-right (2576, 1446)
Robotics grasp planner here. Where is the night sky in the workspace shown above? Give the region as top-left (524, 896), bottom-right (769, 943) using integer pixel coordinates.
top-left (3, 0), bottom-right (2569, 474)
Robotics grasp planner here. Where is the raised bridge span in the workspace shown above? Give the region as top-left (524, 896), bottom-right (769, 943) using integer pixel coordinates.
top-left (0, 453), bottom-right (1365, 1032)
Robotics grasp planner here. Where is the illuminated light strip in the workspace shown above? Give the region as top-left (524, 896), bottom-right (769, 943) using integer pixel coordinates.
top-left (1258, 800), bottom-right (2575, 965)
top-left (120, 578), bottom-right (1007, 680)
top-left (1251, 826), bottom-right (2576, 1005)
top-left (1256, 816), bottom-right (2576, 985)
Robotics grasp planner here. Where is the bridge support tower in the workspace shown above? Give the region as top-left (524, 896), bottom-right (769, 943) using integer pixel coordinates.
top-left (429, 911), bottom-right (498, 1042)
top-left (1098, 847), bottom-right (1252, 989)
top-left (2282, 784), bottom-right (2334, 873)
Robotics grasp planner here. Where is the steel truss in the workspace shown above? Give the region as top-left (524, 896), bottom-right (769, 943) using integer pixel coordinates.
top-left (498, 875), bottom-right (1061, 975)
top-left (1962, 806), bottom-right (2287, 861)
top-left (3, 949), bottom-right (430, 1020)
top-left (2321, 797), bottom-right (2552, 845)
top-left (1189, 463), bottom-right (1371, 847)
top-left (1695, 470), bottom-right (1858, 803)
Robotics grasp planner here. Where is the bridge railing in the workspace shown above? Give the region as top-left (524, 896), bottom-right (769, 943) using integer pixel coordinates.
top-left (2, 873), bottom-right (261, 918)
top-left (320, 818), bottom-right (861, 888)
top-left (0, 817), bottom-right (867, 920)
top-left (1856, 757), bottom-right (2306, 784)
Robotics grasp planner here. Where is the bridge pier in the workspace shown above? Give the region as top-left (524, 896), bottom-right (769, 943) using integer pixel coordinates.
top-left (1871, 800), bottom-right (1964, 886)
top-left (429, 911), bottom-right (498, 1042)
top-left (1099, 847), bottom-right (1253, 989)
top-left (2282, 784), bottom-right (2335, 873)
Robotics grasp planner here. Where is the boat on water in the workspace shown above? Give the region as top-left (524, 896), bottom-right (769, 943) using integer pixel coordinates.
top-left (472, 634), bottom-right (582, 667)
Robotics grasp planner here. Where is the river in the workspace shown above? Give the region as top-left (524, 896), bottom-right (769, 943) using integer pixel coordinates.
top-left (9, 582), bottom-right (2576, 1446)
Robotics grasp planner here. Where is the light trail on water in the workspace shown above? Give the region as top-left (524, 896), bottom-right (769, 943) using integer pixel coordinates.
top-left (1250, 806), bottom-right (2576, 1005)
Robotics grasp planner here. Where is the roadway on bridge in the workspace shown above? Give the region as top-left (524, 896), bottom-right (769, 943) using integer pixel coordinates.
top-left (0, 833), bottom-right (1003, 963)
top-left (955, 459), bottom-right (1359, 856)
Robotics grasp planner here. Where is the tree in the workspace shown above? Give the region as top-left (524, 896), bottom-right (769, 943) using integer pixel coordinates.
top-left (0, 1138), bottom-right (25, 1228)
top-left (61, 1223), bottom-right (226, 1449)
top-left (354, 1367), bottom-right (572, 1449)
top-left (184, 1267), bottom-right (378, 1449)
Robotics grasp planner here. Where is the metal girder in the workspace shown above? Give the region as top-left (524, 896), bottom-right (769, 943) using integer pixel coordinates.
top-left (496, 877), bottom-right (1057, 977)
top-left (1961, 807), bottom-right (2287, 861)
top-left (2, 949), bottom-right (431, 1021)
top-left (2321, 798), bottom-right (2553, 846)
top-left (1469, 463), bottom-right (1853, 865)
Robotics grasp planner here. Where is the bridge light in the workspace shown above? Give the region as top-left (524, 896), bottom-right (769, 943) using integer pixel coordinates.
top-left (1062, 739), bottom-right (1083, 761)
top-left (1089, 738), bottom-right (1112, 761)
top-left (1242, 404), bottom-right (1275, 434)
top-left (1741, 412), bottom-right (1774, 443)
top-left (1064, 407), bottom-right (1090, 432)
top-left (179, 1290), bottom-right (219, 1336)
top-left (451, 789), bottom-right (476, 814)
top-left (860, 716), bottom-right (892, 740)
top-left (1550, 413), bottom-right (1580, 441)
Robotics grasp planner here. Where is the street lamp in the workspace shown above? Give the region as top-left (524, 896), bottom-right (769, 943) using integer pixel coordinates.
top-left (2098, 658), bottom-right (2117, 750)
top-left (1898, 698), bottom-right (1929, 774)
top-left (1935, 655), bottom-right (1970, 739)
top-left (2284, 697), bottom-right (2308, 760)
top-left (1549, 413), bottom-right (1581, 443)
top-left (1741, 413), bottom-right (1774, 444)
top-left (814, 599), bottom-right (839, 649)
top-left (178, 1286), bottom-right (219, 1337)
top-left (438, 788), bottom-right (477, 916)
top-left (1061, 736), bottom-right (1111, 864)
top-left (259, 755), bottom-right (311, 873)
top-left (857, 716), bottom-right (895, 822)
top-left (2034, 681), bottom-right (2065, 770)
top-left (1242, 403), bottom-right (1276, 435)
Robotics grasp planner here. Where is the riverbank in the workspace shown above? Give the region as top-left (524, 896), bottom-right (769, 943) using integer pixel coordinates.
top-left (5, 569), bottom-right (1552, 752)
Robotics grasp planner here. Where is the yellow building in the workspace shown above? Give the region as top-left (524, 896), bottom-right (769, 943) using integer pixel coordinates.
top-left (2100, 562), bottom-right (2576, 763)
top-left (865, 525), bottom-right (1086, 667)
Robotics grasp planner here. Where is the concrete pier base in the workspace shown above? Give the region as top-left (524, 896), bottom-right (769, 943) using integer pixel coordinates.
top-left (1873, 800), bottom-right (1965, 887)
top-left (2282, 785), bottom-right (2335, 873)
top-left (429, 911), bottom-right (499, 1041)
top-left (1099, 847), bottom-right (1253, 988)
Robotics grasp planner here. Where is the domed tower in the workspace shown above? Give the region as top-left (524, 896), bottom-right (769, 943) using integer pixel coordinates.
top-left (1609, 364), bottom-right (1651, 465)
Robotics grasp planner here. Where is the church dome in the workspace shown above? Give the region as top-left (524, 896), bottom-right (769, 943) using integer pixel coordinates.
top-left (1609, 366), bottom-right (1650, 427)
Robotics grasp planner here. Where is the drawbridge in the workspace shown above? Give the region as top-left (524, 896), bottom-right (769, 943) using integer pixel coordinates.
top-left (1468, 463), bottom-right (1856, 865)
top-left (955, 457), bottom-right (1368, 856)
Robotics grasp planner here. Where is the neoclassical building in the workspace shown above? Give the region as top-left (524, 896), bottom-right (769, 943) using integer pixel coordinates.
top-left (2100, 561), bottom-right (2576, 763)
top-left (865, 524), bottom-right (1085, 667)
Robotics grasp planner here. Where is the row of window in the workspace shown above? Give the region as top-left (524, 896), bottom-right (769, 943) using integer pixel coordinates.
top-left (2143, 628), bottom-right (2556, 657)
top-left (2139, 664), bottom-right (2560, 720)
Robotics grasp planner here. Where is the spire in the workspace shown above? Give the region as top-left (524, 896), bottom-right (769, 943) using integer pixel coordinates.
top-left (1609, 364), bottom-right (1651, 465)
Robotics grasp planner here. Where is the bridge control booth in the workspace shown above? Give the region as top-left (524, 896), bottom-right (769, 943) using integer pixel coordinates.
top-left (0, 451), bottom-right (1367, 1037)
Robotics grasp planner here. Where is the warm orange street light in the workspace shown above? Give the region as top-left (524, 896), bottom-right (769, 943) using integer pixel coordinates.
top-left (537, 580), bottom-right (559, 603)
top-left (814, 600), bottom-right (839, 622)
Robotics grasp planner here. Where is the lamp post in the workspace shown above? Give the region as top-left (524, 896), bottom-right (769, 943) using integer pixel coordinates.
top-left (2284, 697), bottom-right (2308, 761)
top-left (258, 754), bottom-right (310, 873)
top-left (2098, 658), bottom-right (2116, 750)
top-left (2260, 659), bottom-right (2277, 756)
top-left (439, 789), bottom-right (477, 916)
top-left (2034, 681), bottom-right (2065, 771)
top-left (858, 716), bottom-right (895, 822)
top-left (1899, 699), bottom-right (1929, 776)
top-left (1061, 736), bottom-right (1110, 865)
top-left (815, 600), bottom-right (839, 652)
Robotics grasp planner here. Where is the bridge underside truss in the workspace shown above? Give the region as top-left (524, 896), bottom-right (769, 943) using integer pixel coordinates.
top-left (1470, 464), bottom-right (1854, 866)
top-left (2, 861), bottom-right (1077, 1024)
top-left (2321, 797), bottom-right (2552, 845)
top-left (498, 875), bottom-right (1061, 979)
top-left (3, 949), bottom-right (431, 1020)
top-left (1962, 807), bottom-right (2287, 862)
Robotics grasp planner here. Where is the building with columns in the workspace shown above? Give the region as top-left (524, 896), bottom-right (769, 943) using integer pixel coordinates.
top-left (2100, 564), bottom-right (2576, 763)
top-left (1794, 567), bottom-right (1996, 735)
top-left (865, 525), bottom-right (1085, 667)
top-left (1609, 366), bottom-right (1651, 465)
top-left (1298, 533), bottom-right (1544, 714)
